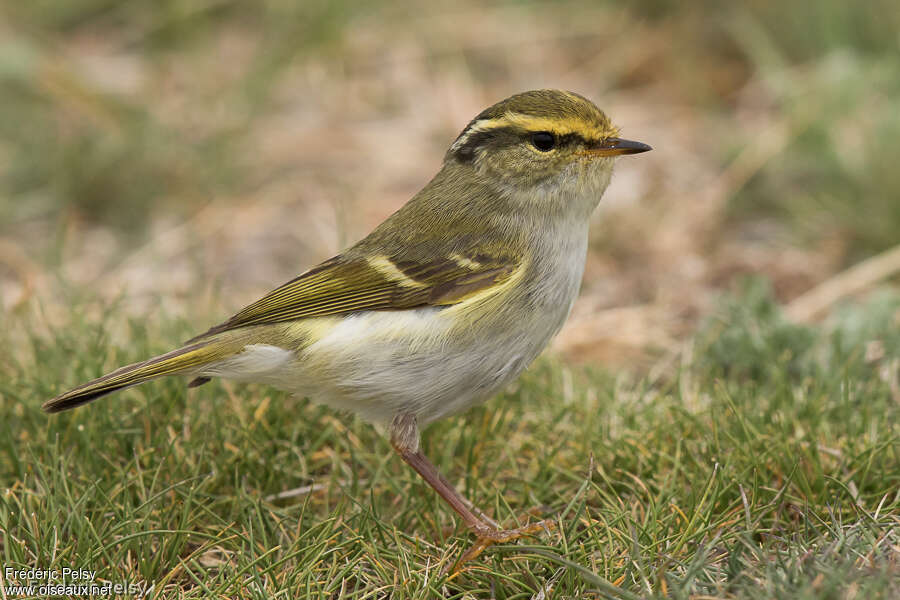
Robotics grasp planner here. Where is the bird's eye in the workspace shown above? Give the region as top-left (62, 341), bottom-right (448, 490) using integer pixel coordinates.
top-left (530, 131), bottom-right (556, 152)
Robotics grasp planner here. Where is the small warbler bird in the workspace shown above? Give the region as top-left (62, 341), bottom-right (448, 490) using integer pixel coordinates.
top-left (45, 89), bottom-right (650, 562)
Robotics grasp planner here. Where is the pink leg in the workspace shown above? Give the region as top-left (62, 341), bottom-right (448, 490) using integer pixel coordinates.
top-left (389, 414), bottom-right (555, 568)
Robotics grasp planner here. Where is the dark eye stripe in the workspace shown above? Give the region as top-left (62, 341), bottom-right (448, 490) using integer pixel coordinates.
top-left (449, 126), bottom-right (594, 163)
top-left (530, 132), bottom-right (588, 149)
top-left (449, 126), bottom-right (517, 163)
top-left (554, 132), bottom-right (585, 146)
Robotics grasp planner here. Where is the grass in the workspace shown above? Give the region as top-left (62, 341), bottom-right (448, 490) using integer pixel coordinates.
top-left (1, 283), bottom-right (897, 598)
top-left (2, 1), bottom-right (900, 597)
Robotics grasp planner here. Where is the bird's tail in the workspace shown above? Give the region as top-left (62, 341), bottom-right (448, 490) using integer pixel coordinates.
top-left (42, 339), bottom-right (239, 413)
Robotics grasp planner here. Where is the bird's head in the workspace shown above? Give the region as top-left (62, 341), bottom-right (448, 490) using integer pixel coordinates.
top-left (445, 89), bottom-right (650, 215)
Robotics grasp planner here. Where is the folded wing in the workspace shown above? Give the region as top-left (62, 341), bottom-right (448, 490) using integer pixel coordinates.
top-left (190, 250), bottom-right (520, 341)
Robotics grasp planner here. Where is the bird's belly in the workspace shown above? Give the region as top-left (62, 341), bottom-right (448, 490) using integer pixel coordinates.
top-left (260, 304), bottom-right (569, 425)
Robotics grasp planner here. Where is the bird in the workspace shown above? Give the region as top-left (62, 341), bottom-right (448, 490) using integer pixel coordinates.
top-left (44, 89), bottom-right (650, 564)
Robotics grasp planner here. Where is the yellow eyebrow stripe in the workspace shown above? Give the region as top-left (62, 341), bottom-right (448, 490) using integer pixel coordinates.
top-left (451, 111), bottom-right (619, 153)
top-left (483, 113), bottom-right (612, 137)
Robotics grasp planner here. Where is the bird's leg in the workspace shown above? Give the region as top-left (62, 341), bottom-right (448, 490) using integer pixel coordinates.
top-left (389, 413), bottom-right (555, 568)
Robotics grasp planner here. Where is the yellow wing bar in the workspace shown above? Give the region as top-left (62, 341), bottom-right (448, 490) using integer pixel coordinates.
top-left (191, 251), bottom-right (519, 339)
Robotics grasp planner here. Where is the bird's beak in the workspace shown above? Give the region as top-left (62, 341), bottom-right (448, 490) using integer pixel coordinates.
top-left (586, 137), bottom-right (652, 157)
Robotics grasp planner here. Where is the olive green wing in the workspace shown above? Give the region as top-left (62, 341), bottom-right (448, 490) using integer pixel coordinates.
top-left (191, 251), bottom-right (520, 339)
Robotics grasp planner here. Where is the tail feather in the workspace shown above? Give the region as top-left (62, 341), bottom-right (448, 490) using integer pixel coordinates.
top-left (43, 341), bottom-right (235, 413)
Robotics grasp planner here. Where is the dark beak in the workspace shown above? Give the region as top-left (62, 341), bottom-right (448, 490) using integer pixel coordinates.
top-left (587, 137), bottom-right (652, 157)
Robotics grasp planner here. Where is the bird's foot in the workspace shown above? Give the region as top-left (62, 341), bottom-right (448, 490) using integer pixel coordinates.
top-left (448, 518), bottom-right (556, 574)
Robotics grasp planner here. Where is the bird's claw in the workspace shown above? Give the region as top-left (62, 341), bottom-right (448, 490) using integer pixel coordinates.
top-left (447, 518), bottom-right (556, 574)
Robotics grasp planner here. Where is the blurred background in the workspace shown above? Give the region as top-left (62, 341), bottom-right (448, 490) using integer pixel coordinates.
top-left (2, 0), bottom-right (899, 368)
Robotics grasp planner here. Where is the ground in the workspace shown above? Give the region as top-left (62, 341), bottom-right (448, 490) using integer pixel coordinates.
top-left (1, 1), bottom-right (898, 598)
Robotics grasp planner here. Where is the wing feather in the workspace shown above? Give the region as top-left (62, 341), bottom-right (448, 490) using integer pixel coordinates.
top-left (190, 251), bottom-right (519, 340)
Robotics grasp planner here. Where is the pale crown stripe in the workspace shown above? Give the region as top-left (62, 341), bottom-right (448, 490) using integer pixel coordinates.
top-left (450, 111), bottom-right (619, 153)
